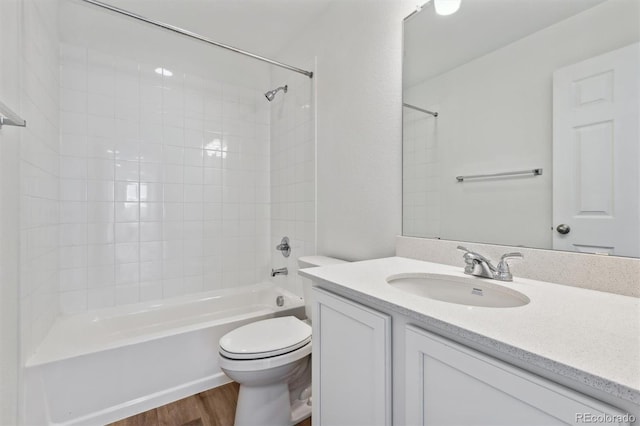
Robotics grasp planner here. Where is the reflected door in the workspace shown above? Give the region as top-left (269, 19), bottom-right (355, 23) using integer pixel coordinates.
top-left (552, 43), bottom-right (640, 257)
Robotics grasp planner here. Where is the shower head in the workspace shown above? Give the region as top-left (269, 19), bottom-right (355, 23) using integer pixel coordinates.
top-left (265, 85), bottom-right (288, 102)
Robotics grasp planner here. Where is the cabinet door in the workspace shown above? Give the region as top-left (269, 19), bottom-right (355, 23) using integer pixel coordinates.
top-left (312, 287), bottom-right (392, 426)
top-left (405, 325), bottom-right (629, 426)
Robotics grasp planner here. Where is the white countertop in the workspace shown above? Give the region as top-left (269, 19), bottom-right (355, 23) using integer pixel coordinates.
top-left (299, 256), bottom-right (640, 404)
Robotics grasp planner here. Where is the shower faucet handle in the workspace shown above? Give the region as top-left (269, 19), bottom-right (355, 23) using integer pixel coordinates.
top-left (276, 237), bottom-right (291, 257)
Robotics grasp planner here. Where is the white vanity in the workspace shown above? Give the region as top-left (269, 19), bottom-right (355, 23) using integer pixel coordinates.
top-left (300, 257), bottom-right (639, 426)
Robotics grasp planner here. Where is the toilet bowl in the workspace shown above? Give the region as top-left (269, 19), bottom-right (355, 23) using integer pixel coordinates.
top-left (218, 256), bottom-right (347, 426)
top-left (219, 316), bottom-right (312, 426)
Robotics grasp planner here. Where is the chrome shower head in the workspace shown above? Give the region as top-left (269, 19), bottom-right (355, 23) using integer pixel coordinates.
top-left (265, 85), bottom-right (288, 102)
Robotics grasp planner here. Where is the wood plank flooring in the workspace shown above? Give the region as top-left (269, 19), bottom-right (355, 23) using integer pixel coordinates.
top-left (109, 382), bottom-right (312, 426)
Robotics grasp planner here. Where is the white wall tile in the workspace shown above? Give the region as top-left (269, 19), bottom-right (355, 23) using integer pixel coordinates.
top-left (88, 244), bottom-right (115, 267)
top-left (60, 290), bottom-right (87, 314)
top-left (58, 44), bottom-right (274, 311)
top-left (60, 179), bottom-right (86, 201)
top-left (87, 180), bottom-right (114, 202)
top-left (140, 143), bottom-right (162, 163)
top-left (115, 284), bottom-right (139, 305)
top-left (140, 280), bottom-right (163, 301)
top-left (140, 223), bottom-right (162, 242)
top-left (115, 223), bottom-right (139, 243)
top-left (87, 287), bottom-right (115, 310)
top-left (87, 202), bottom-right (114, 223)
top-left (140, 182), bottom-right (162, 202)
top-left (115, 263), bottom-right (139, 285)
top-left (140, 241), bottom-right (162, 262)
top-left (88, 265), bottom-right (115, 287)
top-left (140, 202), bottom-right (163, 221)
top-left (59, 268), bottom-right (87, 292)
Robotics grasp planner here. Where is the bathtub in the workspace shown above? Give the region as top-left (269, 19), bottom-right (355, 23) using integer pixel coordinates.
top-left (24, 282), bottom-right (305, 426)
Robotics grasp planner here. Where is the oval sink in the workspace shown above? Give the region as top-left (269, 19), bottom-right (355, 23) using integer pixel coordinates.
top-left (386, 273), bottom-right (530, 308)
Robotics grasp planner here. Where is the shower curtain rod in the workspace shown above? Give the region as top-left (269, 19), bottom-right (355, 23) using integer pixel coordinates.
top-left (79, 0), bottom-right (314, 79)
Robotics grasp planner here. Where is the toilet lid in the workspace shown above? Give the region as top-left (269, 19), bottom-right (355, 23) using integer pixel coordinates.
top-left (219, 316), bottom-right (311, 360)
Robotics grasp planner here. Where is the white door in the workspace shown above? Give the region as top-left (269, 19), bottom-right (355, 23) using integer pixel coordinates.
top-left (552, 43), bottom-right (639, 257)
top-left (312, 287), bottom-right (392, 426)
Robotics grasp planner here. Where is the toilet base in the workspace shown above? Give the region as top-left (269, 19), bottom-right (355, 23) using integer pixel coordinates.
top-left (290, 397), bottom-right (312, 425)
top-left (235, 382), bottom-right (291, 426)
top-left (225, 356), bottom-right (311, 426)
top-left (234, 383), bottom-right (312, 426)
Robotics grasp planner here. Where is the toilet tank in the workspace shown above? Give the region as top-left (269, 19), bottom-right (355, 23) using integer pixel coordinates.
top-left (297, 256), bottom-right (348, 321)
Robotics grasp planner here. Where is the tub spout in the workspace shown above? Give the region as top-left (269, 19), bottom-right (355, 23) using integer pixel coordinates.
top-left (271, 267), bottom-right (288, 277)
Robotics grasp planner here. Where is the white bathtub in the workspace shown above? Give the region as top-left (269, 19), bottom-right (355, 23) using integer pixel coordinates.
top-left (24, 282), bottom-right (305, 426)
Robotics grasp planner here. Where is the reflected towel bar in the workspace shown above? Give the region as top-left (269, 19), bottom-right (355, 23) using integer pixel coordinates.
top-left (403, 103), bottom-right (438, 117)
top-left (0, 100), bottom-right (26, 129)
top-left (456, 168), bottom-right (543, 182)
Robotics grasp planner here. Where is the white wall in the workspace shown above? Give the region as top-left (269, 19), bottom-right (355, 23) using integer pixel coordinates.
top-left (273, 0), bottom-right (416, 261)
top-left (404, 0), bottom-right (640, 249)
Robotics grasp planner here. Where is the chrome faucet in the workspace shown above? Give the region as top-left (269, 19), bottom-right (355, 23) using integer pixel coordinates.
top-left (457, 246), bottom-right (523, 282)
top-left (271, 267), bottom-right (288, 277)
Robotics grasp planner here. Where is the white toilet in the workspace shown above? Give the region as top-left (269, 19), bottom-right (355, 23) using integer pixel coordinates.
top-left (218, 256), bottom-right (346, 426)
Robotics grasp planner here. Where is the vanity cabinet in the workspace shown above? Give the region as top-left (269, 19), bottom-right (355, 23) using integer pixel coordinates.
top-left (404, 325), bottom-right (630, 426)
top-left (311, 286), bottom-right (631, 426)
top-left (311, 287), bottom-right (392, 426)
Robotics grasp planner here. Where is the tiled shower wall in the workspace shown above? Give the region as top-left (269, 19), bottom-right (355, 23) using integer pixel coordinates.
top-left (19, 0), bottom-right (60, 358)
top-left (58, 43), bottom-right (271, 313)
top-left (269, 71), bottom-right (316, 296)
top-left (402, 107), bottom-right (440, 238)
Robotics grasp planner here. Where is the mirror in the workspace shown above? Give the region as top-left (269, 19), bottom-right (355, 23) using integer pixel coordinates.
top-left (402, 0), bottom-right (640, 258)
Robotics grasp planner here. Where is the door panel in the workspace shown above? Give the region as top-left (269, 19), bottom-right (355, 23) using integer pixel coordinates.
top-left (553, 43), bottom-right (639, 257)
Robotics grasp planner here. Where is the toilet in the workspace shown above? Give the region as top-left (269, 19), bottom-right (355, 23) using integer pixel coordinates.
top-left (218, 256), bottom-right (347, 426)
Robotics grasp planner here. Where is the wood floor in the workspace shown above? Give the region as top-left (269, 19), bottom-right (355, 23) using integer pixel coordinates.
top-left (109, 382), bottom-right (312, 426)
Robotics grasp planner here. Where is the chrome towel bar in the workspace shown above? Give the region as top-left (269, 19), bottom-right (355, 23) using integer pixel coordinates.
top-left (456, 168), bottom-right (543, 182)
top-left (403, 102), bottom-right (438, 117)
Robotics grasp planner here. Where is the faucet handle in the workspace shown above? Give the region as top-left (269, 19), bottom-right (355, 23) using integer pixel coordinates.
top-left (457, 245), bottom-right (495, 276)
top-left (276, 236), bottom-right (291, 258)
top-left (496, 252), bottom-right (523, 281)
top-left (500, 252), bottom-right (523, 261)
top-left (457, 246), bottom-right (475, 273)
top-left (458, 245), bottom-right (492, 264)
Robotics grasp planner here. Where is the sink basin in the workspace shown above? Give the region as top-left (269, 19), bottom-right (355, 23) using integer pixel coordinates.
top-left (386, 273), bottom-right (529, 308)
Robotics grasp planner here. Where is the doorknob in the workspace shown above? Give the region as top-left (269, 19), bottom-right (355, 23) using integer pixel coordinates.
top-left (556, 224), bottom-right (571, 235)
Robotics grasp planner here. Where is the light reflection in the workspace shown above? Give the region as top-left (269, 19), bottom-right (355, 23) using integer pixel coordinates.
top-left (126, 183), bottom-right (138, 201)
top-left (205, 138), bottom-right (227, 159)
top-left (155, 67), bottom-right (173, 77)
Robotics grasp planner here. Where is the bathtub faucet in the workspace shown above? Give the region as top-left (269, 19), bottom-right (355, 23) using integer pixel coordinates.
top-left (271, 267), bottom-right (288, 277)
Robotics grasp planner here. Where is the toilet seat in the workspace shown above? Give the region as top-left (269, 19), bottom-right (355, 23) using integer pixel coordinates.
top-left (219, 316), bottom-right (311, 360)
top-left (219, 341), bottom-right (311, 372)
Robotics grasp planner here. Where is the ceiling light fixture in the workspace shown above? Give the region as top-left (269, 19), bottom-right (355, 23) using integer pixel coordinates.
top-left (434, 0), bottom-right (461, 16)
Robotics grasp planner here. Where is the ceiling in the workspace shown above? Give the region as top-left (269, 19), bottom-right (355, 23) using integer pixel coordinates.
top-left (404, 0), bottom-right (607, 88)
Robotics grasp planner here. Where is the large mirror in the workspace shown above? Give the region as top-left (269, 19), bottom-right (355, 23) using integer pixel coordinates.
top-left (402, 0), bottom-right (640, 258)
